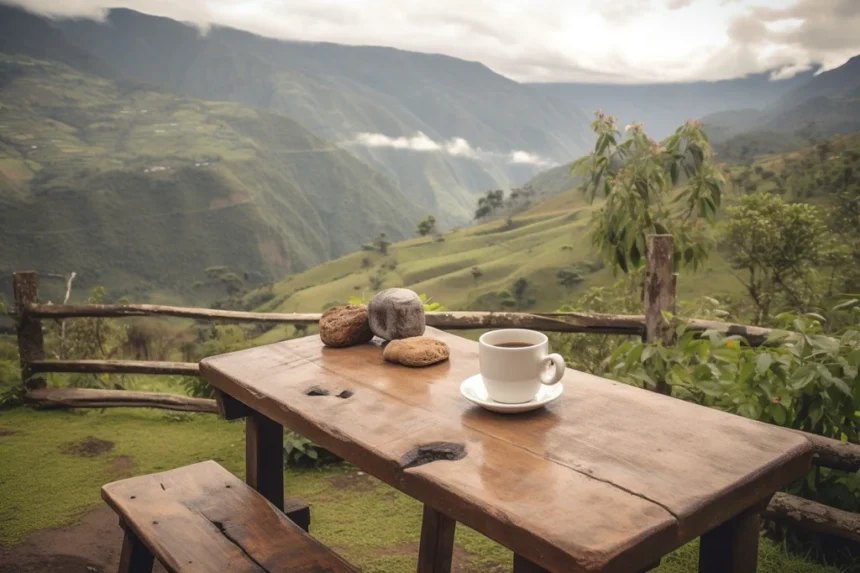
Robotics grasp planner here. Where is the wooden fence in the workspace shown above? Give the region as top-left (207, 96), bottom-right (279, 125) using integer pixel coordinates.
top-left (6, 235), bottom-right (859, 543)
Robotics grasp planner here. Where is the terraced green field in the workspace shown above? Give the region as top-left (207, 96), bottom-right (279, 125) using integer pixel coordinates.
top-left (247, 131), bottom-right (860, 328)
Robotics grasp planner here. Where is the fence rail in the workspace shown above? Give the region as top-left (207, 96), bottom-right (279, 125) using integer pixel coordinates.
top-left (25, 303), bottom-right (774, 343)
top-left (8, 241), bottom-right (858, 543)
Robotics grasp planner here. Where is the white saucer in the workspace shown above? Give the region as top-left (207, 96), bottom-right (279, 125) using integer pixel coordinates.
top-left (459, 374), bottom-right (563, 414)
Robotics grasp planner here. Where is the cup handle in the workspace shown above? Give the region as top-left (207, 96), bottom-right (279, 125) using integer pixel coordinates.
top-left (540, 353), bottom-right (566, 385)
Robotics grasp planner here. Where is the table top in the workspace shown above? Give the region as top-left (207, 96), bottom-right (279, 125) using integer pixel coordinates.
top-left (200, 328), bottom-right (812, 573)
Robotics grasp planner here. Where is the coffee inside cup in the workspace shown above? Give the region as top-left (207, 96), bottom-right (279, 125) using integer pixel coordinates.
top-left (492, 341), bottom-right (533, 348)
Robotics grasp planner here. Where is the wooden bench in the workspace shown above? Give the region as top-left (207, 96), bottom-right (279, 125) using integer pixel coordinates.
top-left (102, 460), bottom-right (357, 573)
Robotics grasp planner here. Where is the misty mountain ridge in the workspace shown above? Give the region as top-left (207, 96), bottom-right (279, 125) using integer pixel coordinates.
top-left (43, 6), bottom-right (594, 223)
top-left (0, 53), bottom-right (418, 297)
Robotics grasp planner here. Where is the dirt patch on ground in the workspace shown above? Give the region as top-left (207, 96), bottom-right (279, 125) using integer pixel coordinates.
top-left (329, 470), bottom-right (378, 493)
top-left (0, 506), bottom-right (167, 573)
top-left (61, 437), bottom-right (114, 457)
top-left (108, 454), bottom-right (134, 475)
top-left (0, 429), bottom-right (16, 437)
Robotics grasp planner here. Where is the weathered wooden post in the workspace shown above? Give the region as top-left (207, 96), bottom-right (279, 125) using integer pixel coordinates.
top-left (13, 271), bottom-right (46, 390)
top-left (643, 235), bottom-right (676, 395)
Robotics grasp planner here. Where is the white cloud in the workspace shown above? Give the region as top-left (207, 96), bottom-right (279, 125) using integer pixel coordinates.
top-left (508, 150), bottom-right (554, 167)
top-left (7, 0), bottom-right (860, 83)
top-left (347, 132), bottom-right (553, 167)
top-left (352, 132), bottom-right (440, 151)
top-left (666, 0), bottom-right (693, 9)
top-left (444, 137), bottom-right (477, 158)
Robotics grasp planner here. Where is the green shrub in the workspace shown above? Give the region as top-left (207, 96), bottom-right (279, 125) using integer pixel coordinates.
top-left (284, 432), bottom-right (340, 468)
top-left (607, 305), bottom-right (860, 563)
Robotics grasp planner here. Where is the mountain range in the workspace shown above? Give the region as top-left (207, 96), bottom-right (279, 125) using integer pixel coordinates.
top-left (1, 2), bottom-right (858, 302)
top-left (0, 53), bottom-right (418, 298)
top-left (13, 6), bottom-right (595, 223)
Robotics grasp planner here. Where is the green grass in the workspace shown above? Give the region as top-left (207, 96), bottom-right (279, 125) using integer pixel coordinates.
top-left (248, 187), bottom-right (747, 323)
top-left (0, 403), bottom-right (838, 572)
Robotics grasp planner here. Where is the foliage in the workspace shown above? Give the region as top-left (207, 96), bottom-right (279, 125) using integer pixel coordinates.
top-left (471, 266), bottom-right (483, 284)
top-left (505, 186), bottom-right (536, 213)
top-left (549, 273), bottom-right (642, 374)
top-left (1, 330), bottom-right (24, 408)
top-left (509, 278), bottom-right (535, 310)
top-left (283, 432), bottom-right (340, 468)
top-left (474, 189), bottom-right (505, 220)
top-left (362, 233), bottom-right (391, 256)
top-left (417, 294), bottom-right (445, 312)
top-left (416, 215), bottom-right (437, 237)
top-left (571, 114), bottom-right (726, 273)
top-left (45, 286), bottom-right (128, 389)
top-left (556, 267), bottom-right (584, 289)
top-left (723, 192), bottom-right (828, 324)
top-left (0, 384), bottom-right (25, 410)
top-left (181, 376), bottom-right (215, 399)
top-left (609, 309), bottom-right (859, 438)
top-left (606, 305), bottom-right (860, 560)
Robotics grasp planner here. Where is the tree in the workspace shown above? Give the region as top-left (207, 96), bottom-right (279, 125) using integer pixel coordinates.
top-left (724, 192), bottom-right (828, 324)
top-left (471, 266), bottom-right (483, 284)
top-left (474, 189), bottom-right (505, 220)
top-left (46, 286), bottom-right (128, 388)
top-left (571, 114), bottom-right (725, 273)
top-left (511, 278), bottom-right (529, 310)
top-left (375, 233), bottom-right (391, 256)
top-left (556, 267), bottom-right (584, 290)
top-left (417, 215), bottom-right (437, 237)
top-left (506, 186), bottom-right (536, 214)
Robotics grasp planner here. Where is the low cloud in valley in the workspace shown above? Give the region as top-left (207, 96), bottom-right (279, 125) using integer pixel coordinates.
top-left (347, 132), bottom-right (554, 167)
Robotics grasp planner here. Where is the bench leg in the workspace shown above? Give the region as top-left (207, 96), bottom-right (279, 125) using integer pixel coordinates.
top-left (117, 528), bottom-right (154, 573)
top-left (698, 507), bottom-right (762, 573)
top-left (417, 505), bottom-right (456, 573)
top-left (245, 412), bottom-right (284, 511)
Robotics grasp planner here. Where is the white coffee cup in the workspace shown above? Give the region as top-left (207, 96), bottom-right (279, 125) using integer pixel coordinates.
top-left (478, 329), bottom-right (566, 404)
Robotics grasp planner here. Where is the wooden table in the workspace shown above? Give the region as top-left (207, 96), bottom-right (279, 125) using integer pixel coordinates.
top-left (200, 327), bottom-right (813, 573)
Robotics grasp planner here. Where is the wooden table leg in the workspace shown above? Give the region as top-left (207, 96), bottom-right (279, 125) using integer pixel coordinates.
top-left (698, 506), bottom-right (762, 573)
top-left (245, 411), bottom-right (284, 511)
top-left (417, 505), bottom-right (456, 573)
top-left (513, 554), bottom-right (549, 573)
top-left (117, 526), bottom-right (155, 573)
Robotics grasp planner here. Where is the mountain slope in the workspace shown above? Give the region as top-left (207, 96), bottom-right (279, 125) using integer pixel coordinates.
top-left (532, 72), bottom-right (813, 139)
top-left (0, 54), bottom-right (418, 298)
top-left (46, 7), bottom-right (593, 223)
top-left (701, 55), bottom-right (860, 160)
top-left (774, 55), bottom-right (860, 112)
top-left (245, 130), bottom-right (860, 330)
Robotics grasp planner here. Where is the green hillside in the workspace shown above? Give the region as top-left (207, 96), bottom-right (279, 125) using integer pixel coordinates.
top-left (247, 130), bottom-right (860, 328)
top-left (41, 6), bottom-right (593, 224)
top-left (0, 54), bottom-right (418, 299)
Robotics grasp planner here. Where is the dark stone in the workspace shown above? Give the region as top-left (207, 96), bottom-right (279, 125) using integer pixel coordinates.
top-left (368, 288), bottom-right (425, 340)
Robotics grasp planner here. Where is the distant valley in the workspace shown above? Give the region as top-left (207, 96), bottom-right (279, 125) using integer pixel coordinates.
top-left (0, 54), bottom-right (417, 299)
top-left (1, 2), bottom-right (858, 304)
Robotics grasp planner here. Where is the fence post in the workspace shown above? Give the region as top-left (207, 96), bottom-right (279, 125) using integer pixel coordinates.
top-left (643, 235), bottom-right (676, 395)
top-left (13, 271), bottom-right (46, 390)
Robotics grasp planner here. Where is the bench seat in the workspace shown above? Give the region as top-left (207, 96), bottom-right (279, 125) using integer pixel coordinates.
top-left (102, 460), bottom-right (357, 573)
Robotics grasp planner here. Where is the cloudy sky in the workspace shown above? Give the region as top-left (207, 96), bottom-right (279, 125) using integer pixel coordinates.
top-left (9, 0), bottom-right (860, 83)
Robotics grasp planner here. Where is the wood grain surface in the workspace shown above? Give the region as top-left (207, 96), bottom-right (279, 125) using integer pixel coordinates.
top-left (101, 461), bottom-right (356, 572)
top-left (200, 328), bottom-right (812, 572)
